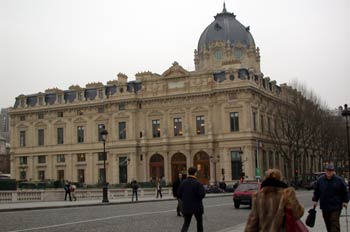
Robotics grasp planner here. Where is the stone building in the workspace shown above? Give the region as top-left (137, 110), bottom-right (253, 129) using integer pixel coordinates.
top-left (9, 6), bottom-right (305, 185)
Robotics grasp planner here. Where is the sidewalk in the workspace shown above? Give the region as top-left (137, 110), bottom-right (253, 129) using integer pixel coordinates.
top-left (0, 193), bottom-right (232, 212)
top-left (225, 206), bottom-right (350, 232)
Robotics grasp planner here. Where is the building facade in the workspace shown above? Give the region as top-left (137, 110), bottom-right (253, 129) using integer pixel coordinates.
top-left (9, 6), bottom-right (310, 185)
top-left (0, 108), bottom-right (10, 174)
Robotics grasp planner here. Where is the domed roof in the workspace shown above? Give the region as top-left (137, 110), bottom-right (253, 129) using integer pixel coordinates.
top-left (197, 4), bottom-right (255, 52)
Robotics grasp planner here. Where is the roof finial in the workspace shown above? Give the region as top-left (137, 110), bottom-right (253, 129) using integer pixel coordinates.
top-left (223, 2), bottom-right (227, 13)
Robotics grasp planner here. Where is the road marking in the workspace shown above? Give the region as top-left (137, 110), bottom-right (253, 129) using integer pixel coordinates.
top-left (7, 203), bottom-right (232, 232)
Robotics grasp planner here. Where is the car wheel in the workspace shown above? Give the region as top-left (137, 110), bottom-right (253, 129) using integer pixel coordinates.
top-left (234, 201), bottom-right (240, 209)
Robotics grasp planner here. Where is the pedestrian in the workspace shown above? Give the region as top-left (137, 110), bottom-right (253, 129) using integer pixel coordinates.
top-left (172, 172), bottom-right (183, 216)
top-left (312, 163), bottom-right (349, 232)
top-left (131, 178), bottom-right (139, 202)
top-left (64, 181), bottom-right (72, 201)
top-left (178, 167), bottom-right (206, 232)
top-left (156, 177), bottom-right (162, 199)
top-left (70, 183), bottom-right (77, 201)
top-left (245, 169), bottom-right (304, 231)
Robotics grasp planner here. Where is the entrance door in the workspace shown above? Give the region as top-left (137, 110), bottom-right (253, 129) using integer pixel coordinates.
top-left (149, 154), bottom-right (164, 182)
top-left (193, 152), bottom-right (210, 185)
top-left (171, 153), bottom-right (187, 182)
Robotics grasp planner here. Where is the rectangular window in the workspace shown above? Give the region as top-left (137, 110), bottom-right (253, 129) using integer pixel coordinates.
top-left (230, 112), bottom-right (239, 132)
top-left (98, 152), bottom-right (106, 161)
top-left (38, 170), bottom-right (45, 181)
top-left (57, 128), bottom-right (64, 144)
top-left (196, 116), bottom-right (205, 135)
top-left (20, 131), bottom-right (26, 147)
top-left (173, 118), bottom-right (183, 136)
top-left (38, 155), bottom-right (46, 164)
top-left (119, 103), bottom-right (125, 111)
top-left (78, 169), bottom-right (85, 183)
top-left (119, 157), bottom-right (128, 183)
top-left (19, 156), bottom-right (27, 165)
top-left (260, 115), bottom-right (264, 133)
top-left (20, 115), bottom-right (25, 121)
top-left (77, 126), bottom-right (84, 143)
top-left (267, 117), bottom-right (271, 133)
top-left (98, 124), bottom-right (105, 141)
top-left (98, 90), bottom-right (104, 99)
top-left (38, 112), bottom-right (44, 119)
top-left (38, 129), bottom-right (44, 146)
top-left (99, 168), bottom-right (104, 183)
top-left (20, 171), bottom-right (26, 180)
top-left (152, 119), bottom-right (161, 138)
top-left (57, 170), bottom-right (64, 180)
top-left (78, 92), bottom-right (83, 101)
top-left (275, 152), bottom-right (280, 168)
top-left (77, 153), bottom-right (86, 162)
top-left (231, 151), bottom-right (242, 180)
top-left (253, 112), bottom-right (257, 131)
top-left (57, 112), bottom-right (63, 117)
top-left (269, 151), bottom-right (274, 168)
top-left (98, 106), bottom-right (104, 113)
top-left (119, 122), bottom-right (126, 139)
top-left (57, 154), bottom-right (65, 163)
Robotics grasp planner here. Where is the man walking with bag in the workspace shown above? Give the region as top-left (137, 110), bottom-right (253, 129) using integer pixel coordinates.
top-left (312, 164), bottom-right (349, 232)
top-left (178, 167), bottom-right (205, 232)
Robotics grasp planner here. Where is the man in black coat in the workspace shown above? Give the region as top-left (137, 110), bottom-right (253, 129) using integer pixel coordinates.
top-left (178, 167), bottom-right (206, 232)
top-left (313, 164), bottom-right (349, 232)
top-left (64, 181), bottom-right (72, 201)
top-left (172, 172), bottom-right (183, 216)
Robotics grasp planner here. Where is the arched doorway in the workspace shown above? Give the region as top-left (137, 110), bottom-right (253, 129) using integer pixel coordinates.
top-left (149, 154), bottom-right (164, 182)
top-left (193, 151), bottom-right (210, 185)
top-left (171, 153), bottom-right (187, 182)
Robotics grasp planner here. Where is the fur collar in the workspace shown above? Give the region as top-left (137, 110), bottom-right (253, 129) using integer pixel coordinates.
top-left (261, 178), bottom-right (288, 189)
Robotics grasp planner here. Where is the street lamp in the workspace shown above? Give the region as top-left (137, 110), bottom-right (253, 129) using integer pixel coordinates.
top-left (100, 129), bottom-right (109, 203)
top-left (341, 104), bottom-right (350, 187)
top-left (210, 155), bottom-right (220, 186)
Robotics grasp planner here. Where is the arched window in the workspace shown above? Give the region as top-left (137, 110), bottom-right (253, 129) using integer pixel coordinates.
top-left (171, 153), bottom-right (187, 182)
top-left (149, 154), bottom-right (164, 182)
top-left (193, 152), bottom-right (210, 185)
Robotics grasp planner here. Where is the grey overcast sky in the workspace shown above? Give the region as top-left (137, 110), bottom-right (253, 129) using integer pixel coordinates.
top-left (0, 0), bottom-right (349, 109)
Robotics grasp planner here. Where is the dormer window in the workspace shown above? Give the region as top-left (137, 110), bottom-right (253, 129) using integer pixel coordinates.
top-left (214, 23), bottom-right (222, 31)
top-left (234, 48), bottom-right (243, 59)
top-left (215, 50), bottom-right (222, 60)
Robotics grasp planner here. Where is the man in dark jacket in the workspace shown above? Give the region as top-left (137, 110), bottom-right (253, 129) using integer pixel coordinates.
top-left (172, 173), bottom-right (183, 216)
top-left (131, 179), bottom-right (139, 202)
top-left (64, 181), bottom-right (72, 201)
top-left (312, 164), bottom-right (349, 232)
top-left (178, 167), bottom-right (206, 232)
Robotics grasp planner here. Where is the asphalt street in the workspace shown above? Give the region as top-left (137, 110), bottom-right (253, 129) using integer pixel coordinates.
top-left (0, 191), bottom-right (314, 232)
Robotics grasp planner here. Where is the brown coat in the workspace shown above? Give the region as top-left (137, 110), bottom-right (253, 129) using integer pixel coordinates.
top-left (245, 186), bottom-right (304, 232)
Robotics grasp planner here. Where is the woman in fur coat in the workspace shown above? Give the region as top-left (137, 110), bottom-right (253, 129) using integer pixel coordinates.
top-left (245, 169), bottom-right (304, 232)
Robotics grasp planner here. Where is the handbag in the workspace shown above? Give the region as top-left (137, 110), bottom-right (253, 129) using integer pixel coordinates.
top-left (285, 207), bottom-right (309, 232)
top-left (305, 206), bottom-right (316, 227)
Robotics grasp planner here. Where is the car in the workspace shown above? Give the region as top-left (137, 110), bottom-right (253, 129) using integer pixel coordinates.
top-left (232, 182), bottom-right (260, 209)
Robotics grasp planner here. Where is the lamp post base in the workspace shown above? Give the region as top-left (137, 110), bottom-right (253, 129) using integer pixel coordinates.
top-left (102, 186), bottom-right (109, 203)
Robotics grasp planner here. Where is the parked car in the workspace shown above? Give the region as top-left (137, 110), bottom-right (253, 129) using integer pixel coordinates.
top-left (205, 184), bottom-right (225, 193)
top-left (232, 182), bottom-right (260, 209)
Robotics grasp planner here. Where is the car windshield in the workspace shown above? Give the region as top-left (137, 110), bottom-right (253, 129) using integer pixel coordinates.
top-left (236, 183), bottom-right (259, 191)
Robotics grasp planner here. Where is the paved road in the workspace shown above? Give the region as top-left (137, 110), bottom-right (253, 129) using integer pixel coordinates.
top-left (0, 191), bottom-right (343, 232)
top-left (1, 196), bottom-right (241, 232)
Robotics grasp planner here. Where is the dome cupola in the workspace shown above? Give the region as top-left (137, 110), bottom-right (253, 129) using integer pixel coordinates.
top-left (197, 4), bottom-right (255, 53)
top-left (194, 4), bottom-right (260, 73)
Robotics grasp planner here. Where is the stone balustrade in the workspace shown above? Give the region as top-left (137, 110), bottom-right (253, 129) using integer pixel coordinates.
top-left (0, 188), bottom-right (173, 203)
